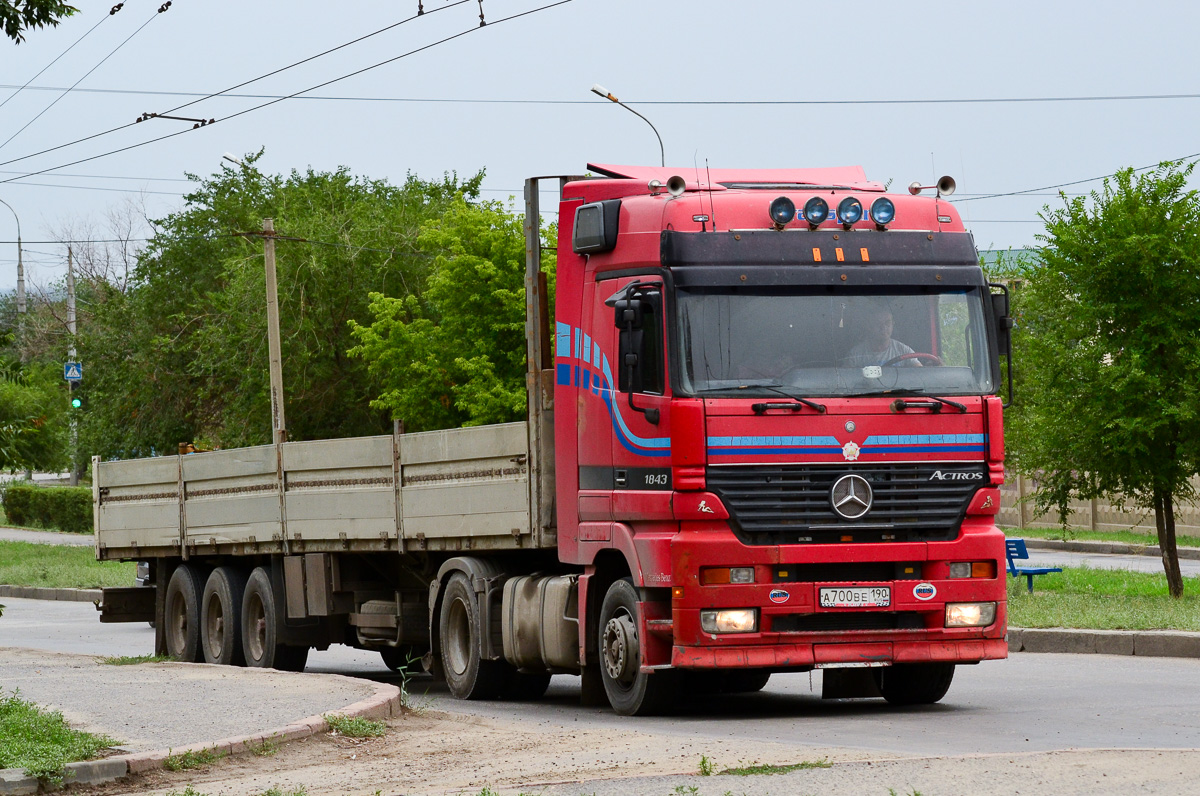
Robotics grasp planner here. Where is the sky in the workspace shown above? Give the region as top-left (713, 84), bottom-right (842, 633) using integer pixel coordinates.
top-left (0, 0), bottom-right (1198, 292)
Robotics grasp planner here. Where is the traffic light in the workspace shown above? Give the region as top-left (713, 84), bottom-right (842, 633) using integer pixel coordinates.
top-left (69, 380), bottom-right (83, 409)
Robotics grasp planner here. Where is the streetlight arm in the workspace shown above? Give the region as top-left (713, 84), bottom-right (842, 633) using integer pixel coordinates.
top-left (591, 84), bottom-right (665, 168)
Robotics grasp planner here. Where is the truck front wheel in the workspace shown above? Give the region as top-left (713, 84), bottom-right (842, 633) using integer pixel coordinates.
top-left (241, 566), bottom-right (309, 672)
top-left (874, 662), bottom-right (955, 705)
top-left (598, 578), bottom-right (676, 716)
top-left (164, 564), bottom-right (206, 662)
top-left (439, 572), bottom-right (504, 699)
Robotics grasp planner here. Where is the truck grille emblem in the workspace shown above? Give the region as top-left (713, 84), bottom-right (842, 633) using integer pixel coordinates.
top-left (830, 474), bottom-right (873, 520)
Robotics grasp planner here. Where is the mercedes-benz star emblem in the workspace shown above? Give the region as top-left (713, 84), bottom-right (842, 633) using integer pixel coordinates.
top-left (830, 474), bottom-right (873, 520)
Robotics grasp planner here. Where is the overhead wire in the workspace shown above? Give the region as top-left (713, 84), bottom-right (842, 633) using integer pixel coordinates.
top-left (0, 6), bottom-right (164, 154)
top-left (0, 0), bottom-right (576, 186)
top-left (0, 0), bottom-right (472, 170)
top-left (0, 7), bottom-right (116, 113)
top-left (952, 151), bottom-right (1200, 203)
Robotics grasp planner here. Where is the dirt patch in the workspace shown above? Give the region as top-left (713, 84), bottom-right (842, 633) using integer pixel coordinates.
top-left (71, 708), bottom-right (869, 795)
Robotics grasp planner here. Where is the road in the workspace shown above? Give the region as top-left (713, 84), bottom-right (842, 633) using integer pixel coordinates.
top-left (3, 596), bottom-right (1199, 760)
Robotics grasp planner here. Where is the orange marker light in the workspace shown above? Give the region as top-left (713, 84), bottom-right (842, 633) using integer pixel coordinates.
top-left (836, 248), bottom-right (845, 262)
top-left (812, 248), bottom-right (822, 262)
top-left (860, 248), bottom-right (869, 262)
top-left (672, 586), bottom-right (685, 599)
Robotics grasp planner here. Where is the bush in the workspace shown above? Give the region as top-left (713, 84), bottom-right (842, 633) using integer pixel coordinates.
top-left (1, 485), bottom-right (93, 534)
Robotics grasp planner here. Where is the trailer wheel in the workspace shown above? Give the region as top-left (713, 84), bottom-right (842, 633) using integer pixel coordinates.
top-left (874, 662), bottom-right (955, 705)
top-left (201, 567), bottom-right (248, 666)
top-left (241, 566), bottom-right (308, 671)
top-left (598, 578), bottom-right (676, 716)
top-left (438, 572), bottom-right (504, 699)
top-left (164, 564), bottom-right (206, 662)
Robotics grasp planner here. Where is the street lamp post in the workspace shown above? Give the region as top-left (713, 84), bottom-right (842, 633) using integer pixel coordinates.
top-left (0, 197), bottom-right (25, 359)
top-left (590, 84), bottom-right (665, 167)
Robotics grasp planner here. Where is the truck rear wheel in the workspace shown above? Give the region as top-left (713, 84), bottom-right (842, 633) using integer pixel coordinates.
top-left (164, 564), bottom-right (206, 662)
top-left (874, 662), bottom-right (955, 705)
top-left (598, 578), bottom-right (676, 716)
top-left (439, 572), bottom-right (504, 699)
top-left (201, 566), bottom-right (248, 666)
top-left (241, 566), bottom-right (308, 672)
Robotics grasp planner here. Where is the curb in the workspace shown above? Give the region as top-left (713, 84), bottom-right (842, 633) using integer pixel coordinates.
top-left (0, 675), bottom-right (402, 794)
top-left (1009, 627), bottom-right (1200, 658)
top-left (0, 586), bottom-right (100, 603)
top-left (1020, 537), bottom-right (1200, 561)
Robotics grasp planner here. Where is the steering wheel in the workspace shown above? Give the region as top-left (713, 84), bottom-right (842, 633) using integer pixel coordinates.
top-left (882, 352), bottom-right (943, 367)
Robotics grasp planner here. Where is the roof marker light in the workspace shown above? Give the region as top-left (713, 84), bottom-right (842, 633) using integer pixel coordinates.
top-left (803, 197), bottom-right (829, 228)
top-left (871, 197), bottom-right (896, 227)
top-left (768, 196), bottom-right (796, 230)
top-left (838, 197), bottom-right (863, 228)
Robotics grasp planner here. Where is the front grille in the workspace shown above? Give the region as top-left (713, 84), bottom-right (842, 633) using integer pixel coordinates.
top-left (772, 612), bottom-right (925, 633)
top-left (708, 463), bottom-right (986, 545)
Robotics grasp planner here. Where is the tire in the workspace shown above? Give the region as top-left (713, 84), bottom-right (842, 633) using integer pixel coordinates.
top-left (598, 578), bottom-right (676, 716)
top-left (241, 566), bottom-right (308, 671)
top-left (874, 663), bottom-right (955, 705)
top-left (722, 669), bottom-right (771, 693)
top-left (164, 564), bottom-right (206, 662)
top-left (438, 572), bottom-right (505, 700)
top-left (201, 566), bottom-right (248, 666)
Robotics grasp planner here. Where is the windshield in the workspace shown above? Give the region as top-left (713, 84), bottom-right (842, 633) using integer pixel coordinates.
top-left (676, 286), bottom-right (995, 397)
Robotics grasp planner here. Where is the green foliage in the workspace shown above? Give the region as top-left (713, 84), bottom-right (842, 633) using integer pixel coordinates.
top-left (1011, 161), bottom-right (1200, 595)
top-left (99, 654), bottom-right (175, 665)
top-left (698, 755), bottom-right (714, 776)
top-left (0, 540), bottom-right (134, 588)
top-left (0, 358), bottom-right (68, 472)
top-left (0, 690), bottom-right (117, 783)
top-left (1, 484), bottom-right (91, 533)
top-left (0, 0), bottom-right (76, 43)
top-left (1013, 525), bottom-right (1200, 549)
top-left (349, 198), bottom-right (555, 431)
top-left (1007, 565), bottom-right (1200, 630)
top-left (323, 713), bottom-right (386, 738)
top-left (718, 760), bottom-right (831, 776)
top-left (164, 746), bottom-right (224, 771)
top-left (76, 153), bottom-right (482, 457)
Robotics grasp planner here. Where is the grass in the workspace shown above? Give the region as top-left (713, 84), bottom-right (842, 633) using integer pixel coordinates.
top-left (718, 760), bottom-right (831, 776)
top-left (324, 713), bottom-right (386, 738)
top-left (0, 540), bottom-right (134, 588)
top-left (0, 690), bottom-right (118, 783)
top-left (164, 747), bottom-right (224, 772)
top-left (250, 735), bottom-right (280, 756)
top-left (1011, 525), bottom-right (1200, 549)
top-left (1007, 565), bottom-right (1200, 631)
top-left (99, 654), bottom-right (174, 666)
top-left (698, 755), bottom-right (714, 776)
top-left (166, 788), bottom-right (210, 796)
top-left (257, 788), bottom-right (308, 796)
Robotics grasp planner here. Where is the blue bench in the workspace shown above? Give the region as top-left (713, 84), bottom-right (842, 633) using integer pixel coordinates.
top-left (1005, 538), bottom-right (1062, 593)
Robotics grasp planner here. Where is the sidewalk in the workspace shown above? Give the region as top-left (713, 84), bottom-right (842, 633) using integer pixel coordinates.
top-left (0, 647), bottom-right (401, 794)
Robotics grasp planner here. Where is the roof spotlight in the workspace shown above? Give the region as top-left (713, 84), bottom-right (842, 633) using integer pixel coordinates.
top-left (768, 196), bottom-right (796, 230)
top-left (870, 197), bottom-right (896, 227)
top-left (838, 197), bottom-right (864, 228)
top-left (803, 197), bottom-right (829, 228)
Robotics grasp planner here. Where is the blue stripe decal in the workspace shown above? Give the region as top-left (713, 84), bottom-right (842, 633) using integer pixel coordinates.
top-left (863, 434), bottom-right (985, 445)
top-left (708, 433), bottom-right (985, 457)
top-left (556, 322), bottom-right (571, 359)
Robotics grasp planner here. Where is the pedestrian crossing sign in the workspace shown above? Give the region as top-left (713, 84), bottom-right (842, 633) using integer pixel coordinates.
top-left (64, 362), bottom-right (82, 381)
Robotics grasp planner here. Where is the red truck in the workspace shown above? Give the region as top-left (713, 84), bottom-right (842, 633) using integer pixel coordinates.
top-left (96, 163), bottom-right (1011, 716)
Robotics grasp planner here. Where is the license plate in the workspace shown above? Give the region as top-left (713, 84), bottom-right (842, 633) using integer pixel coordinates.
top-left (819, 586), bottom-right (891, 608)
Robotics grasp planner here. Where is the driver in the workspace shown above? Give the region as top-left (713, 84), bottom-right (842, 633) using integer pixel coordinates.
top-left (844, 305), bottom-right (921, 367)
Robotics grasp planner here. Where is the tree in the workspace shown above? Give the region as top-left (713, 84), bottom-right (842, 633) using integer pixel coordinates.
top-left (75, 154), bottom-right (483, 458)
top-left (0, 353), bottom-right (68, 472)
top-left (1010, 161), bottom-right (1200, 597)
top-left (349, 198), bottom-right (554, 432)
top-left (1, 0), bottom-right (77, 43)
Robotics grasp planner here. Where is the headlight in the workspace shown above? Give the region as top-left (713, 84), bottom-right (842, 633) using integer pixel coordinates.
top-left (699, 567), bottom-right (755, 585)
top-left (700, 609), bottom-right (758, 634)
top-left (945, 602), bottom-right (997, 628)
top-left (949, 562), bottom-right (997, 579)
top-left (837, 196), bottom-right (863, 226)
top-left (870, 197), bottom-right (896, 226)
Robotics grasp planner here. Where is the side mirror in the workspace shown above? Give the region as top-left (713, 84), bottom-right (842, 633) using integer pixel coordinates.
top-left (612, 294), bottom-right (661, 424)
top-left (613, 297), bottom-right (649, 330)
top-left (989, 284), bottom-right (1014, 408)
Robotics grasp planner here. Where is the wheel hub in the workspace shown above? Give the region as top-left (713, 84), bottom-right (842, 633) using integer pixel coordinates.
top-left (602, 614), bottom-right (638, 684)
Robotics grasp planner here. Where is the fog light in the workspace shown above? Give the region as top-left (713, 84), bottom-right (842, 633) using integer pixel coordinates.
top-left (769, 196), bottom-right (796, 229)
top-left (949, 562), bottom-right (997, 579)
top-left (949, 562), bottom-right (971, 578)
top-left (700, 609), bottom-right (758, 634)
top-left (945, 602), bottom-right (996, 628)
top-left (870, 197), bottom-right (896, 226)
top-left (837, 196), bottom-right (864, 227)
top-left (730, 567), bottom-right (754, 584)
top-left (803, 196), bottom-right (829, 227)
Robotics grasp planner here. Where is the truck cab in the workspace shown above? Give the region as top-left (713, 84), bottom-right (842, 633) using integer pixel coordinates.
top-left (551, 164), bottom-right (1010, 714)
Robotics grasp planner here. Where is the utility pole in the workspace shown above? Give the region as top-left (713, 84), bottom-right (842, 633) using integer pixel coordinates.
top-left (67, 247), bottom-right (79, 486)
top-left (0, 198), bottom-right (24, 360)
top-left (263, 218), bottom-right (285, 443)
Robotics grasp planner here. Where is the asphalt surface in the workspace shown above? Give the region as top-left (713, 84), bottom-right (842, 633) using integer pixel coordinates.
top-left (0, 527), bottom-right (95, 546)
top-left (4, 597), bottom-right (1200, 758)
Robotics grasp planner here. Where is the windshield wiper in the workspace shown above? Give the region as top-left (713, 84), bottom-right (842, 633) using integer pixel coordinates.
top-left (693, 384), bottom-right (827, 413)
top-left (857, 388), bottom-right (967, 413)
